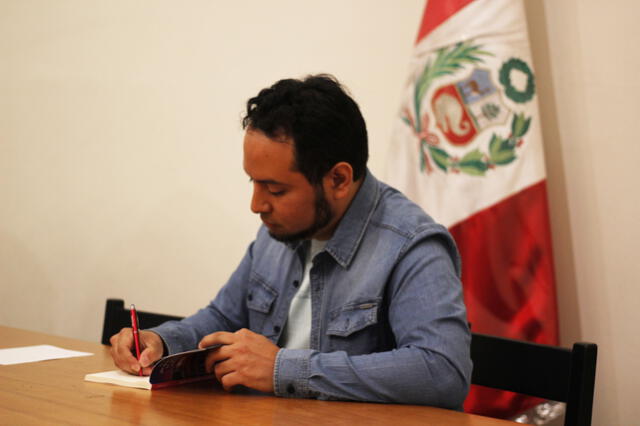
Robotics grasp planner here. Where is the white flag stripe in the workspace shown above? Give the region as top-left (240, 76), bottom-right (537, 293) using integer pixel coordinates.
top-left (386, 0), bottom-right (547, 227)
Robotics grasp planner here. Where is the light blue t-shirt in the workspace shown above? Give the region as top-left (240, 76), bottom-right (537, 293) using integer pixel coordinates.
top-left (280, 239), bottom-right (327, 350)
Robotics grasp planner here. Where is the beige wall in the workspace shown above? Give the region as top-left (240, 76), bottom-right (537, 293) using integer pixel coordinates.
top-left (525, 1), bottom-right (640, 424)
top-left (1, 1), bottom-right (638, 424)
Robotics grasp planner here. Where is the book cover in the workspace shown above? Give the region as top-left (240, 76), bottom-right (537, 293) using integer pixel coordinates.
top-left (85, 345), bottom-right (219, 390)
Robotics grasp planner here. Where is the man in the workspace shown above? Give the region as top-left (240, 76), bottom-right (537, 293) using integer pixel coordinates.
top-left (110, 75), bottom-right (472, 409)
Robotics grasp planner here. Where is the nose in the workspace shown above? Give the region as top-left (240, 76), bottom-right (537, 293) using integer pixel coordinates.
top-left (250, 184), bottom-right (271, 214)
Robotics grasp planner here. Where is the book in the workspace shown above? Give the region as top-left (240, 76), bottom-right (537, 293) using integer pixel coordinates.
top-left (85, 345), bottom-right (219, 390)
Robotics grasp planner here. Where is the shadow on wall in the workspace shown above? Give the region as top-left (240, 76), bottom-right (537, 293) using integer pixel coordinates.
top-left (523, 0), bottom-right (582, 344)
top-left (0, 232), bottom-right (55, 333)
top-left (83, 189), bottom-right (244, 342)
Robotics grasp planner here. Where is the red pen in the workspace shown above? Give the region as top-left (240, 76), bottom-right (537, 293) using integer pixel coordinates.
top-left (130, 304), bottom-right (142, 376)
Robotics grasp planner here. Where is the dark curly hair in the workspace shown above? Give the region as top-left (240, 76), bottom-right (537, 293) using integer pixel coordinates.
top-left (242, 74), bottom-right (368, 185)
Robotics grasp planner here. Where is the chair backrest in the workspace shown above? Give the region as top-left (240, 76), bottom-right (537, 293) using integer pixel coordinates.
top-left (470, 332), bottom-right (597, 426)
top-left (101, 298), bottom-right (184, 345)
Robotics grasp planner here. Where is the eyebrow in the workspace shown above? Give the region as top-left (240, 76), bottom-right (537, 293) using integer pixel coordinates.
top-left (249, 178), bottom-right (288, 186)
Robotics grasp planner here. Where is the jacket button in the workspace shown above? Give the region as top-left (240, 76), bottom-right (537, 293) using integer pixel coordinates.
top-left (287, 384), bottom-right (295, 394)
top-left (274, 325), bottom-right (281, 333)
top-left (293, 280), bottom-right (299, 288)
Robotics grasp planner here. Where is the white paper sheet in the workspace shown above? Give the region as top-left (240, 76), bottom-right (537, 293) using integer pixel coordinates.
top-left (84, 370), bottom-right (151, 389)
top-left (0, 344), bottom-right (93, 365)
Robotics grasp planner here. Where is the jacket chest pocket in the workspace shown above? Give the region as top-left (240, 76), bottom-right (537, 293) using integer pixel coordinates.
top-left (326, 301), bottom-right (380, 354)
top-left (246, 276), bottom-right (278, 336)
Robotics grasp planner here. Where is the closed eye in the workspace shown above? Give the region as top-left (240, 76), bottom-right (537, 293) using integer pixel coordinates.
top-left (247, 177), bottom-right (287, 196)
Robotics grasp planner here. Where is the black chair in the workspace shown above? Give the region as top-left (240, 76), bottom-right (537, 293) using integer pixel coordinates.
top-left (101, 298), bottom-right (184, 345)
top-left (470, 332), bottom-right (597, 426)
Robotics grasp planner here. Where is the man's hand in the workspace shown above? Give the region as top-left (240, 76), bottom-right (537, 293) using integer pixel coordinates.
top-left (109, 328), bottom-right (164, 376)
top-left (199, 328), bottom-right (280, 393)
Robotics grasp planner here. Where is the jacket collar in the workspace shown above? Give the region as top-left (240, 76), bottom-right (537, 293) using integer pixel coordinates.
top-left (283, 169), bottom-right (380, 268)
top-left (324, 169), bottom-right (380, 268)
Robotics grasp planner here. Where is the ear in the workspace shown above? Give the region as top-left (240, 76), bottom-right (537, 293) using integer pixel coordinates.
top-left (323, 162), bottom-right (353, 200)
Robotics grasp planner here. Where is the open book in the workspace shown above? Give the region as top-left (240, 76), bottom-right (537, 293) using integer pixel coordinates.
top-left (85, 345), bottom-right (219, 390)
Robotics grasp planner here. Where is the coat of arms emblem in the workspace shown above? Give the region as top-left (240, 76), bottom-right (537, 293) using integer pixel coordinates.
top-left (432, 68), bottom-right (510, 147)
top-left (402, 41), bottom-right (535, 176)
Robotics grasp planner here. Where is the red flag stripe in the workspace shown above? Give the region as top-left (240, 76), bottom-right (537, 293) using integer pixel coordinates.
top-left (415, 0), bottom-right (477, 43)
top-left (449, 179), bottom-right (559, 344)
top-left (451, 180), bottom-right (559, 417)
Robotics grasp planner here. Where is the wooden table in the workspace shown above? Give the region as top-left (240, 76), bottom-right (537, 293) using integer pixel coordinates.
top-left (0, 326), bottom-right (515, 425)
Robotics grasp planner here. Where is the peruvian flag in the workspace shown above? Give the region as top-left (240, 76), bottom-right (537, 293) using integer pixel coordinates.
top-left (386, 0), bottom-right (559, 418)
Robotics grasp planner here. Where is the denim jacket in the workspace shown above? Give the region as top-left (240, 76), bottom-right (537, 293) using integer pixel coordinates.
top-left (150, 170), bottom-right (472, 409)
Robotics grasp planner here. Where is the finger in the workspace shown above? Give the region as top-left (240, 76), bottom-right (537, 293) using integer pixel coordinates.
top-left (198, 331), bottom-right (236, 349)
top-left (219, 371), bottom-right (241, 392)
top-left (140, 365), bottom-right (154, 376)
top-left (110, 328), bottom-right (140, 373)
top-left (119, 333), bottom-right (143, 373)
top-left (203, 346), bottom-right (232, 376)
top-left (110, 327), bottom-right (132, 356)
top-left (204, 344), bottom-right (235, 364)
top-left (204, 351), bottom-right (218, 374)
top-left (213, 358), bottom-right (235, 382)
top-left (124, 353), bottom-right (141, 374)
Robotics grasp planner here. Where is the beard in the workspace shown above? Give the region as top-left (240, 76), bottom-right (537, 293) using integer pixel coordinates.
top-left (266, 185), bottom-right (333, 243)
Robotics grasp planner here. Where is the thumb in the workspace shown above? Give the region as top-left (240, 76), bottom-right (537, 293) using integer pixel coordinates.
top-left (139, 345), bottom-right (161, 367)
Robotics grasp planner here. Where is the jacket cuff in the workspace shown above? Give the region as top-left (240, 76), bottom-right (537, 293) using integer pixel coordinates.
top-left (273, 348), bottom-right (315, 398)
top-left (147, 322), bottom-right (190, 355)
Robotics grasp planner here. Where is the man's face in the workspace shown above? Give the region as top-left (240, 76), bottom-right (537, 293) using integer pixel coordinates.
top-left (243, 129), bottom-right (333, 242)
